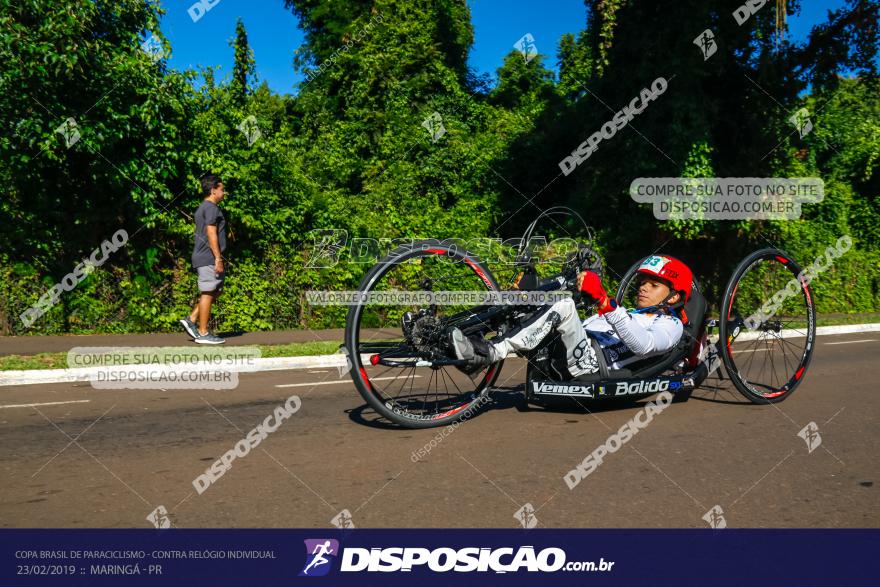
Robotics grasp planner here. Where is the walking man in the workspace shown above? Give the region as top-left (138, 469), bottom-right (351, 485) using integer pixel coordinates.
top-left (180, 174), bottom-right (227, 344)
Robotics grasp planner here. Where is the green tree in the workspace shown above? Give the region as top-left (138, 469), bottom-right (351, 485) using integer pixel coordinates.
top-left (1, 0), bottom-right (877, 335)
top-left (0, 0), bottom-right (197, 272)
top-left (283, 0), bottom-right (500, 243)
top-left (498, 0), bottom-right (877, 306)
top-left (231, 17), bottom-right (256, 105)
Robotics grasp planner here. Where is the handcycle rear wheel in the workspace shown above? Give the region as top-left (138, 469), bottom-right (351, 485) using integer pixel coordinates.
top-left (344, 240), bottom-right (504, 428)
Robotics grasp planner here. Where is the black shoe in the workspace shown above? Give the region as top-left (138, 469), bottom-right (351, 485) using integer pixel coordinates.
top-left (449, 328), bottom-right (494, 375)
top-left (180, 317), bottom-right (198, 339)
top-left (194, 331), bottom-right (226, 345)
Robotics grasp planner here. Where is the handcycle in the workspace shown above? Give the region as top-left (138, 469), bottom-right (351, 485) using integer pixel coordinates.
top-left (343, 207), bottom-right (816, 429)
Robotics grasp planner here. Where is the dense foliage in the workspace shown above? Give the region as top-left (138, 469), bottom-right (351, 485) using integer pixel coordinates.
top-left (0, 0), bottom-right (877, 334)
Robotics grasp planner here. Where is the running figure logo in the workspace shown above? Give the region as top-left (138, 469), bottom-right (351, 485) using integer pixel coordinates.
top-left (514, 503), bottom-right (538, 529)
top-left (146, 505), bottom-right (172, 529)
top-left (797, 421), bottom-right (822, 453)
top-left (693, 29), bottom-right (717, 60)
top-left (421, 111), bottom-right (446, 143)
top-left (513, 33), bottom-right (538, 63)
top-left (300, 539), bottom-right (339, 577)
top-left (331, 508), bottom-right (356, 529)
top-left (789, 108), bottom-right (813, 138)
top-left (702, 505), bottom-right (727, 529)
top-left (55, 117), bottom-right (81, 148)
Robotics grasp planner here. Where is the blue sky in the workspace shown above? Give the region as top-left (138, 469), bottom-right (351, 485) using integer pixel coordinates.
top-left (159, 1), bottom-right (849, 95)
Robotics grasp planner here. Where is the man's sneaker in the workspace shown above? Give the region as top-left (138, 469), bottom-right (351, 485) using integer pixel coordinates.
top-left (180, 318), bottom-right (198, 339)
top-left (448, 328), bottom-right (495, 375)
top-left (194, 331), bottom-right (226, 345)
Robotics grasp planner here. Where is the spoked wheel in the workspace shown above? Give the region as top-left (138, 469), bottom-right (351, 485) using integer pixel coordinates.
top-left (344, 240), bottom-right (504, 428)
top-left (720, 248), bottom-right (816, 403)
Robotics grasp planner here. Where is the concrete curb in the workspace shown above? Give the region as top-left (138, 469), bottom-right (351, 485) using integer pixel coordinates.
top-left (1, 323), bottom-right (878, 387)
top-left (735, 322), bottom-right (880, 341)
top-left (0, 354), bottom-right (369, 387)
top-left (810, 323), bottom-right (880, 336)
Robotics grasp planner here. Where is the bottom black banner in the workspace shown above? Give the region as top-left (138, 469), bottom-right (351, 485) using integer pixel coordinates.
top-left (2, 529), bottom-right (874, 585)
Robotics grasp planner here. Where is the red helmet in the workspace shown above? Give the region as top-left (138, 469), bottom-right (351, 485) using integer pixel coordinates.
top-left (636, 255), bottom-right (693, 303)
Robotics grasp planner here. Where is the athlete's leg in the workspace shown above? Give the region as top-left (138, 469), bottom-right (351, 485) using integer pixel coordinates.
top-left (492, 297), bottom-right (600, 376)
top-left (450, 298), bottom-right (600, 376)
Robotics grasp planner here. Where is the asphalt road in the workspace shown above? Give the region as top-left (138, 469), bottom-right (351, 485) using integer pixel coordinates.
top-left (0, 332), bottom-right (876, 528)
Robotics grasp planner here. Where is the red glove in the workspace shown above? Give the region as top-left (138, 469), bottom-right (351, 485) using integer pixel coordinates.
top-left (578, 271), bottom-right (618, 315)
top-left (579, 271), bottom-right (606, 299)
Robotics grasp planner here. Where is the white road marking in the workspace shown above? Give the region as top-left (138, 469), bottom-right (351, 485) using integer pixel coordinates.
top-left (824, 339), bottom-right (878, 345)
top-left (0, 399), bottom-right (91, 409)
top-left (275, 375), bottom-right (422, 388)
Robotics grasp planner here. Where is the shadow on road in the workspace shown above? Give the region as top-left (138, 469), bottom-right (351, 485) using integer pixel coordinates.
top-left (688, 375), bottom-right (752, 405)
top-left (344, 374), bottom-right (754, 430)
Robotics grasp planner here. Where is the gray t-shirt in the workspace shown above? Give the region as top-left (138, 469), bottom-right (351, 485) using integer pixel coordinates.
top-left (192, 200), bottom-right (226, 268)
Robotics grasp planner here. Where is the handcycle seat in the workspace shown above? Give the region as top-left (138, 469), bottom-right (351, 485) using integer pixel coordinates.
top-left (572, 338), bottom-right (633, 381)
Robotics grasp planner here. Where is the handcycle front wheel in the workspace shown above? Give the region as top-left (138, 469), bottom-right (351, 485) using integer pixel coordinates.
top-left (720, 248), bottom-right (816, 404)
top-left (344, 240), bottom-right (504, 429)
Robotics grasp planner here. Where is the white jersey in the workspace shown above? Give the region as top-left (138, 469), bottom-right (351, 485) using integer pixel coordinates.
top-left (582, 305), bottom-right (683, 370)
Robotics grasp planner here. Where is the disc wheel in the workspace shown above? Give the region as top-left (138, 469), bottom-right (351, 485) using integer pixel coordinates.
top-left (719, 248), bottom-right (816, 403)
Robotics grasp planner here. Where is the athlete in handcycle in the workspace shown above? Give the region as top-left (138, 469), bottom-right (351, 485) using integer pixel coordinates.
top-left (448, 255), bottom-right (692, 381)
top-left (344, 207), bottom-right (816, 429)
